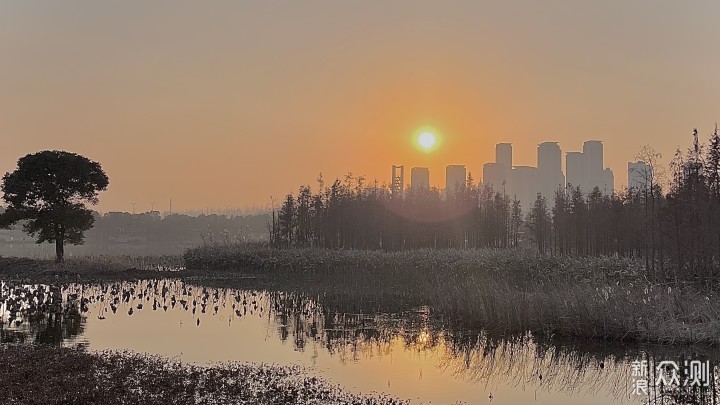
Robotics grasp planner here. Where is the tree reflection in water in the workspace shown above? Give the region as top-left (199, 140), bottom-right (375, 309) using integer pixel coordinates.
top-left (1, 279), bottom-right (718, 404)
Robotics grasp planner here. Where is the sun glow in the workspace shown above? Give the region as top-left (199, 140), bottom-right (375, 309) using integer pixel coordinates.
top-left (416, 130), bottom-right (439, 153)
top-left (418, 132), bottom-right (436, 149)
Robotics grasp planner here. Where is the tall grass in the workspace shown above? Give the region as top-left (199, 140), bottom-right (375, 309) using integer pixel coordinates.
top-left (184, 245), bottom-right (720, 345)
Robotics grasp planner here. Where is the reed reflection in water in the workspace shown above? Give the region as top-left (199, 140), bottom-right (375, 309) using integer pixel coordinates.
top-left (1, 279), bottom-right (716, 404)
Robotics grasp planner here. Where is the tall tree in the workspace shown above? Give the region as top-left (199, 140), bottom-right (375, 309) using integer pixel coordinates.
top-left (510, 198), bottom-right (522, 248)
top-left (635, 146), bottom-right (663, 279)
top-left (0, 151), bottom-right (109, 262)
top-left (706, 125), bottom-right (720, 197)
top-left (552, 187), bottom-right (570, 255)
top-left (277, 194), bottom-right (295, 248)
top-left (527, 193), bottom-right (551, 254)
top-left (706, 125), bottom-right (720, 276)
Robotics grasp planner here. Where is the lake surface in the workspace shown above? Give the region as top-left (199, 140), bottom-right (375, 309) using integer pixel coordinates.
top-left (1, 279), bottom-right (715, 404)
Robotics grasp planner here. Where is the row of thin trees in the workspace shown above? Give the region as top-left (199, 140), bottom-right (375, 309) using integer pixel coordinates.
top-left (271, 127), bottom-right (720, 284)
top-left (270, 174), bottom-right (523, 251)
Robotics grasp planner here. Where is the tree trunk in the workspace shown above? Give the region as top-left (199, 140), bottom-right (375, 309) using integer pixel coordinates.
top-left (55, 235), bottom-right (64, 263)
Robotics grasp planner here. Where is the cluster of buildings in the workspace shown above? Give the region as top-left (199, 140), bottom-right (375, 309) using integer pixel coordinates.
top-left (392, 140), bottom-right (653, 211)
top-left (483, 141), bottom-right (615, 209)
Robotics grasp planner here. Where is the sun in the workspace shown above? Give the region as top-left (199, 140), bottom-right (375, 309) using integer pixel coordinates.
top-left (417, 131), bottom-right (437, 152)
top-left (413, 127), bottom-right (442, 153)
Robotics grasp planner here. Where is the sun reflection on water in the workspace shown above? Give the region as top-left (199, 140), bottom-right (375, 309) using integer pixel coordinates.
top-left (2, 279), bottom-right (714, 404)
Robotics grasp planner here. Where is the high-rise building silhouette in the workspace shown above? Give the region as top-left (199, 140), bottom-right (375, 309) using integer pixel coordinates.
top-left (479, 140), bottom-right (620, 210)
top-left (391, 165), bottom-right (404, 198)
top-left (482, 163), bottom-right (505, 192)
top-left (410, 167), bottom-right (430, 190)
top-left (564, 141), bottom-right (614, 193)
top-left (628, 161), bottom-right (651, 191)
top-left (583, 140), bottom-right (604, 190)
top-left (483, 143), bottom-right (512, 194)
top-left (602, 168), bottom-right (614, 195)
top-left (496, 143), bottom-right (512, 172)
top-left (445, 165), bottom-right (466, 195)
top-left (537, 142), bottom-right (565, 200)
top-left (566, 151), bottom-right (585, 191)
top-left (497, 143), bottom-right (512, 192)
top-left (538, 142), bottom-right (561, 173)
top-left (510, 166), bottom-right (538, 210)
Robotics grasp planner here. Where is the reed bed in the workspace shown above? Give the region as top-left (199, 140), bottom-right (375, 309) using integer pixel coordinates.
top-left (184, 245), bottom-right (720, 345)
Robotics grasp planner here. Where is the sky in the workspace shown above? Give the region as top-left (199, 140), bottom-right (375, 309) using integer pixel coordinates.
top-left (1, 1), bottom-right (719, 213)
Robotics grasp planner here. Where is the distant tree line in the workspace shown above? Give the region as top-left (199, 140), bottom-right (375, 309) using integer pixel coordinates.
top-left (271, 127), bottom-right (720, 285)
top-left (270, 173), bottom-right (522, 251)
top-left (86, 212), bottom-right (270, 245)
top-left (2, 211), bottom-right (269, 246)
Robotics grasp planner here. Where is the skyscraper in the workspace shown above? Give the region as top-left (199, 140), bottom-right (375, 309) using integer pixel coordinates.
top-left (410, 167), bottom-right (430, 190)
top-left (391, 165), bottom-right (404, 198)
top-left (602, 168), bottom-right (614, 194)
top-left (564, 141), bottom-right (614, 194)
top-left (566, 152), bottom-right (585, 191)
top-left (445, 165), bottom-right (466, 195)
top-left (483, 162), bottom-right (505, 192)
top-left (510, 166), bottom-right (538, 211)
top-left (628, 161), bottom-right (651, 191)
top-left (496, 143), bottom-right (512, 171)
top-left (583, 140), bottom-right (604, 190)
top-left (480, 143), bottom-right (514, 195)
top-left (537, 142), bottom-right (565, 200)
top-left (538, 142), bottom-right (562, 174)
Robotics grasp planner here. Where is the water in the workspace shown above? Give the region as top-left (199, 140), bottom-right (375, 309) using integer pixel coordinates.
top-left (1, 279), bottom-right (715, 404)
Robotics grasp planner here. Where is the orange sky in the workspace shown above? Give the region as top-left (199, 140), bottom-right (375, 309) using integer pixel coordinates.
top-left (2, 1), bottom-right (719, 213)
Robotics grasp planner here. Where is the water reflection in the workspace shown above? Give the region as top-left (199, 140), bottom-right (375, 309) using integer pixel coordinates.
top-left (1, 279), bottom-right (718, 404)
top-left (0, 283), bottom-right (85, 345)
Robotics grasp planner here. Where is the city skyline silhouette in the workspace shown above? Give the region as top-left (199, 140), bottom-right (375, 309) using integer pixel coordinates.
top-left (2, 1), bottom-right (719, 212)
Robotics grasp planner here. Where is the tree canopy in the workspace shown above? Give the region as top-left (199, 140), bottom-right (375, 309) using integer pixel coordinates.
top-left (0, 150), bottom-right (109, 262)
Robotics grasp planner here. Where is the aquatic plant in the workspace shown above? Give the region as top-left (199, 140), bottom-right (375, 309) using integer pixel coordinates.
top-left (0, 345), bottom-right (409, 405)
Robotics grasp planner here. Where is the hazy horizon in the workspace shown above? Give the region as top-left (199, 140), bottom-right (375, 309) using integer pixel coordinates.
top-left (2, 1), bottom-right (719, 212)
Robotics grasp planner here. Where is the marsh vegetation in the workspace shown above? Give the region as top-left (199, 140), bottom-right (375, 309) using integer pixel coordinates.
top-left (184, 246), bottom-right (720, 345)
top-left (0, 345), bottom-right (409, 405)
